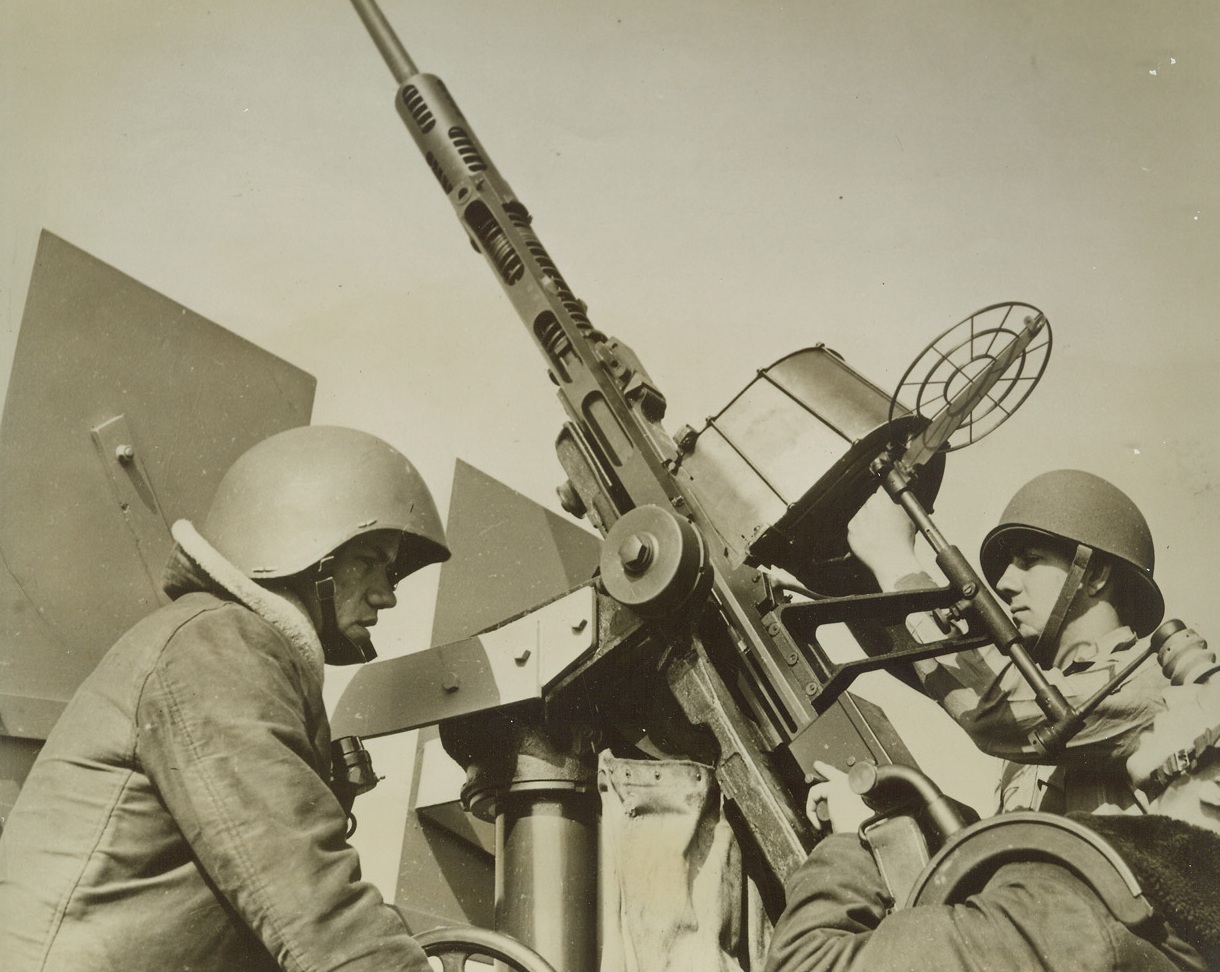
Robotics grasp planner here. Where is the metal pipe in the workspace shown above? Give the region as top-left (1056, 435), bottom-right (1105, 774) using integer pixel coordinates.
top-left (850, 761), bottom-right (970, 847)
top-left (496, 792), bottom-right (599, 972)
top-left (879, 462), bottom-right (1074, 725)
top-left (349, 0), bottom-right (418, 83)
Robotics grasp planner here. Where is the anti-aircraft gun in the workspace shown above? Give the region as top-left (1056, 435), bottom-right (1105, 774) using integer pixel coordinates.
top-left (337, 3), bottom-right (1151, 969)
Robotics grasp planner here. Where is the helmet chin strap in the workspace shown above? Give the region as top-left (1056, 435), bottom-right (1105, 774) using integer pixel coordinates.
top-left (1032, 543), bottom-right (1093, 667)
top-left (314, 555), bottom-right (377, 666)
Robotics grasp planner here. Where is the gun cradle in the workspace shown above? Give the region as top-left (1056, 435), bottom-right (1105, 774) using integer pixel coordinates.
top-left (350, 0), bottom-right (1010, 918)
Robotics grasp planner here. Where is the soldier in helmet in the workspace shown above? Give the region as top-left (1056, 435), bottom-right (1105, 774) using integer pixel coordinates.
top-left (761, 619), bottom-right (1220, 972)
top-left (0, 426), bottom-right (448, 972)
top-left (847, 469), bottom-right (1199, 815)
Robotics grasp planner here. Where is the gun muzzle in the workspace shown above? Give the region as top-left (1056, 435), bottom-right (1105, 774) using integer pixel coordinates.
top-left (350, 0), bottom-right (418, 83)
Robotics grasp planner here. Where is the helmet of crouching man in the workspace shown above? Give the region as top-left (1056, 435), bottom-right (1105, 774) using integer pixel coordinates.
top-left (200, 425), bottom-right (450, 664)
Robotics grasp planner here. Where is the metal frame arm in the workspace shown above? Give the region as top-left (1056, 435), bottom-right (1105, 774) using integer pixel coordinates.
top-left (876, 460), bottom-right (1075, 726)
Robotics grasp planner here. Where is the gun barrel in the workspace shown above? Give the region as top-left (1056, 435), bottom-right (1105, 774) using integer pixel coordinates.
top-left (351, 0), bottom-right (417, 84)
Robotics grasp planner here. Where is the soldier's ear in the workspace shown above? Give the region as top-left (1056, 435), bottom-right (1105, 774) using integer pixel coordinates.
top-left (1084, 558), bottom-right (1113, 598)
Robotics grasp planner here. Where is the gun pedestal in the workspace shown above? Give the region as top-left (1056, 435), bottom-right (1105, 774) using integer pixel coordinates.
top-left (441, 711), bottom-right (599, 972)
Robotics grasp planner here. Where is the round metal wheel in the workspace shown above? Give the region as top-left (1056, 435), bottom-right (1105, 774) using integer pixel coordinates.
top-left (416, 926), bottom-right (560, 972)
top-left (598, 503), bottom-right (709, 617)
top-left (889, 302), bottom-right (1051, 458)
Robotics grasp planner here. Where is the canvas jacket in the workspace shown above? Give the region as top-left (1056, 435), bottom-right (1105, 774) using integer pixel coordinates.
top-left (0, 521), bottom-right (429, 972)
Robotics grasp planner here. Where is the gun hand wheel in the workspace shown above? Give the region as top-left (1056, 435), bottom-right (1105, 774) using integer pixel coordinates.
top-left (889, 301), bottom-right (1052, 461)
top-left (415, 926), bottom-right (559, 972)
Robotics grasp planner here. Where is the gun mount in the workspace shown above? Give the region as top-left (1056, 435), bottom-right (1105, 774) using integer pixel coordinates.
top-left (339, 2), bottom-right (1100, 967)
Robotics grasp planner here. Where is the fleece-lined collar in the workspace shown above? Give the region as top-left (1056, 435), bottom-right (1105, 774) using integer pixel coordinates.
top-left (165, 520), bottom-right (325, 685)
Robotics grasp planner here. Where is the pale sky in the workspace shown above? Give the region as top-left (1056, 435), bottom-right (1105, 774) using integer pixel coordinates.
top-left (3, 0), bottom-right (1219, 892)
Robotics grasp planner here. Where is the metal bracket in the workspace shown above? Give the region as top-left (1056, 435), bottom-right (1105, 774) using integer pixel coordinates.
top-left (91, 414), bottom-right (171, 597)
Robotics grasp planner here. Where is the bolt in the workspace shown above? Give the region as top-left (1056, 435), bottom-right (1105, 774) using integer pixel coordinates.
top-left (115, 444), bottom-right (135, 464)
top-left (618, 533), bottom-right (653, 575)
top-left (441, 672), bottom-right (460, 693)
top-left (804, 681), bottom-right (820, 696)
top-left (786, 652), bottom-right (799, 665)
top-left (556, 480), bottom-right (586, 517)
top-left (961, 581), bottom-right (978, 598)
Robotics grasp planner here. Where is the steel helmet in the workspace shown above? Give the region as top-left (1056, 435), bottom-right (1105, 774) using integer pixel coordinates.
top-left (979, 469), bottom-right (1163, 636)
top-left (201, 425), bottom-right (450, 584)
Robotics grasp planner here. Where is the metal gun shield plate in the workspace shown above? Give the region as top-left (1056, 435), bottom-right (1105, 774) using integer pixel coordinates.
top-left (0, 232), bottom-right (315, 739)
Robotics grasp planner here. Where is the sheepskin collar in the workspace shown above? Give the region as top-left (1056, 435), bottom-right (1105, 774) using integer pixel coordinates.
top-left (163, 520), bottom-right (325, 684)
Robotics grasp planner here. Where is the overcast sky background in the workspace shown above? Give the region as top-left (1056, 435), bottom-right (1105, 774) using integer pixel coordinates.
top-left (4, 1), bottom-right (1218, 895)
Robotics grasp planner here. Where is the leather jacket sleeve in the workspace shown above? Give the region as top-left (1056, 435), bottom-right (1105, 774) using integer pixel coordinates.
top-left (135, 603), bottom-right (429, 972)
